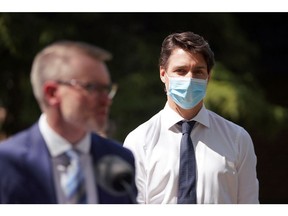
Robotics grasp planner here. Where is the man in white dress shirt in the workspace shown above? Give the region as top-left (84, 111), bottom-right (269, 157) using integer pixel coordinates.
top-left (123, 31), bottom-right (259, 204)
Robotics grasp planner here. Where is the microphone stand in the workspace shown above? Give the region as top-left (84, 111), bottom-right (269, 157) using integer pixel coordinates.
top-left (120, 180), bottom-right (137, 204)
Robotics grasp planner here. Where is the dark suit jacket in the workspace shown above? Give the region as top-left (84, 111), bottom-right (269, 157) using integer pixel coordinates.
top-left (0, 122), bottom-right (138, 204)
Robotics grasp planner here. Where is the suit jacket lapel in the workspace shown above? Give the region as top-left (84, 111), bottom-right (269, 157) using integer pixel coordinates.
top-left (25, 123), bottom-right (57, 203)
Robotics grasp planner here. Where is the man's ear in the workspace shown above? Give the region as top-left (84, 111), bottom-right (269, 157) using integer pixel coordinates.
top-left (160, 66), bottom-right (166, 83)
top-left (43, 81), bottom-right (60, 106)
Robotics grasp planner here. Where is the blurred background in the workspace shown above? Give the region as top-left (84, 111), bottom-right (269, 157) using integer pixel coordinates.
top-left (0, 13), bottom-right (287, 204)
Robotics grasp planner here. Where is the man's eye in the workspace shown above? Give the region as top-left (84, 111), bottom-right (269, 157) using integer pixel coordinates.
top-left (192, 70), bottom-right (207, 79)
top-left (85, 84), bottom-right (97, 91)
top-left (194, 70), bottom-right (203, 75)
top-left (176, 69), bottom-right (186, 73)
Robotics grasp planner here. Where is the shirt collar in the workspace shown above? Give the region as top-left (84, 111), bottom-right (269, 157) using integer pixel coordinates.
top-left (162, 102), bottom-right (210, 131)
top-left (193, 105), bottom-right (210, 128)
top-left (39, 114), bottom-right (91, 157)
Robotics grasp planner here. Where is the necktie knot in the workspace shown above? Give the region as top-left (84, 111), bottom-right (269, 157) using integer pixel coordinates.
top-left (66, 149), bottom-right (80, 162)
top-left (181, 121), bottom-right (196, 135)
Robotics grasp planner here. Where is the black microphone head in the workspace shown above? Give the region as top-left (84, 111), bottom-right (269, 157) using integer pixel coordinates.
top-left (95, 155), bottom-right (134, 196)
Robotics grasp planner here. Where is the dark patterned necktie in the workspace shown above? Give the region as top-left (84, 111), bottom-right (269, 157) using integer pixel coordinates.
top-left (177, 120), bottom-right (197, 204)
top-left (61, 149), bottom-right (87, 204)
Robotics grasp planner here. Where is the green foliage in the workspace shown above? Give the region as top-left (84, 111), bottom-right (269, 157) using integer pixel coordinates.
top-left (206, 64), bottom-right (288, 139)
top-left (0, 12), bottom-right (287, 143)
top-left (110, 66), bottom-right (165, 141)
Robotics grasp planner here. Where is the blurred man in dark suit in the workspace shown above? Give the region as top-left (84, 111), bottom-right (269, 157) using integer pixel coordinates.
top-left (0, 40), bottom-right (137, 204)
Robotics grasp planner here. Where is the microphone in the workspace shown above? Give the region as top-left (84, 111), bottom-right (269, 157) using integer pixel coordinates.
top-left (95, 155), bottom-right (137, 203)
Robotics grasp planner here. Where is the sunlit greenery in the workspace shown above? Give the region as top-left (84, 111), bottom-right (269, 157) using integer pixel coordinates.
top-left (206, 63), bottom-right (288, 139)
top-left (0, 13), bottom-right (287, 142)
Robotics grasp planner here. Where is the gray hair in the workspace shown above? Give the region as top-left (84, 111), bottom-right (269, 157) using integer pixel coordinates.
top-left (30, 40), bottom-right (112, 109)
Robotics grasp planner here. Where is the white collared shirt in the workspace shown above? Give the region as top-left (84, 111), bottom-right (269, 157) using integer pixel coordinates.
top-left (123, 103), bottom-right (259, 204)
top-left (39, 114), bottom-right (98, 204)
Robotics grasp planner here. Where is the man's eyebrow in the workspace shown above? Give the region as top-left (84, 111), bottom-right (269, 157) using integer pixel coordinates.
top-left (192, 65), bottom-right (207, 70)
top-left (171, 65), bottom-right (189, 70)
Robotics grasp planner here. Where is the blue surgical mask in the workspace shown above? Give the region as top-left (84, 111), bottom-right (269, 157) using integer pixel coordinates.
top-left (167, 75), bottom-right (207, 109)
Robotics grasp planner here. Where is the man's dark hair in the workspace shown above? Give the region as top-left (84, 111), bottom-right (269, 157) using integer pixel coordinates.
top-left (159, 31), bottom-right (215, 73)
